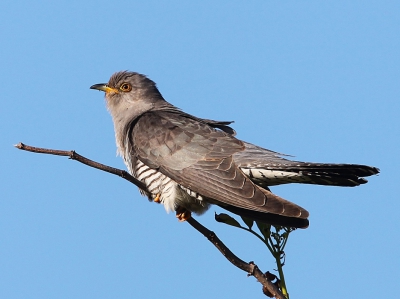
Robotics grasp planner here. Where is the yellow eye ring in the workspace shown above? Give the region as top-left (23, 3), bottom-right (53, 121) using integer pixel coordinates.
top-left (119, 83), bottom-right (132, 92)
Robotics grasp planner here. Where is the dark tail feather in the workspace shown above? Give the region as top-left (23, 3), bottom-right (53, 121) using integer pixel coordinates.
top-left (284, 163), bottom-right (379, 186)
top-left (300, 164), bottom-right (380, 177)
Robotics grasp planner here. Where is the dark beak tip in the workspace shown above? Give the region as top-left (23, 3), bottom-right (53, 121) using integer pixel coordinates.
top-left (90, 83), bottom-right (107, 90)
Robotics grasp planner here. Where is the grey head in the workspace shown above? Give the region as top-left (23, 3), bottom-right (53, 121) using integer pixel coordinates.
top-left (90, 71), bottom-right (170, 123)
top-left (90, 71), bottom-right (173, 152)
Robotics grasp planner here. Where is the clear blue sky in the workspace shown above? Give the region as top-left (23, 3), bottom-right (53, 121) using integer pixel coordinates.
top-left (1, 1), bottom-right (398, 298)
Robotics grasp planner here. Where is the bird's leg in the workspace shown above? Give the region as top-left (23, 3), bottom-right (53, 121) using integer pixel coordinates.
top-left (176, 206), bottom-right (192, 222)
top-left (154, 193), bottom-right (161, 203)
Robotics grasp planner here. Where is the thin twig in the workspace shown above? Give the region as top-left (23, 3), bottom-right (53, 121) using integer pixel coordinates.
top-left (16, 142), bottom-right (286, 299)
top-left (15, 142), bottom-right (147, 190)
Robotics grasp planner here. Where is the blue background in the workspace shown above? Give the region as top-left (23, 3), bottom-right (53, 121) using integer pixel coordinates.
top-left (1, 1), bottom-right (398, 298)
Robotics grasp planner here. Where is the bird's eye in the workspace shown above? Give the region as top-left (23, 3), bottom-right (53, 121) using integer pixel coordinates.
top-left (119, 83), bottom-right (132, 92)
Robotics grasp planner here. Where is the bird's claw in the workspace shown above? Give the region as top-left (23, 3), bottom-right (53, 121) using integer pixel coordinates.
top-left (176, 206), bottom-right (192, 222)
top-left (154, 193), bottom-right (161, 204)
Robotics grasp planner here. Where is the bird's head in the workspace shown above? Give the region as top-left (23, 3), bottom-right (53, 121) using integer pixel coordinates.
top-left (90, 71), bottom-right (169, 154)
top-left (90, 71), bottom-right (166, 125)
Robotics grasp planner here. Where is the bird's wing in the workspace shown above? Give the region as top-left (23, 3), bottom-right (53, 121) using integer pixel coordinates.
top-left (131, 111), bottom-right (309, 225)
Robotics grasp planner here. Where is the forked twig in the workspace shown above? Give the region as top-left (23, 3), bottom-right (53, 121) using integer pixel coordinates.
top-left (186, 217), bottom-right (285, 298)
top-left (16, 142), bottom-right (286, 299)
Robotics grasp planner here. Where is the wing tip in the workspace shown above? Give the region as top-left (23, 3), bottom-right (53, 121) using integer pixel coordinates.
top-left (220, 205), bottom-right (310, 229)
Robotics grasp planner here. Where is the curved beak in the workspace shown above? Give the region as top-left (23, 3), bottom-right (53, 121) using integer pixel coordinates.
top-left (90, 83), bottom-right (119, 93)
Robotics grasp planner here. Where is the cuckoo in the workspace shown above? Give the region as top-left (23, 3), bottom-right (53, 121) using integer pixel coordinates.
top-left (90, 71), bottom-right (379, 228)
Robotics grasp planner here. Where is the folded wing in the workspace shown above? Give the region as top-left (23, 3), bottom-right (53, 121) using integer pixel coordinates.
top-left (131, 111), bottom-right (309, 228)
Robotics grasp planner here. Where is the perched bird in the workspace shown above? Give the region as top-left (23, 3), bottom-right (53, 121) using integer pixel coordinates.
top-left (90, 71), bottom-right (379, 228)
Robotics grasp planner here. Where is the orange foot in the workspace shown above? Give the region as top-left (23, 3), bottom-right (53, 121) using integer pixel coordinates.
top-left (154, 193), bottom-right (161, 204)
top-left (176, 206), bottom-right (192, 222)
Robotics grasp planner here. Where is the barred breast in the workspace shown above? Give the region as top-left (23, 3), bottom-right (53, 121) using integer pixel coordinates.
top-left (129, 159), bottom-right (210, 215)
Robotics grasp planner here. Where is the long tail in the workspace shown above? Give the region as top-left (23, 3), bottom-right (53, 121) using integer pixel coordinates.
top-left (235, 142), bottom-right (379, 187)
top-left (241, 163), bottom-right (379, 187)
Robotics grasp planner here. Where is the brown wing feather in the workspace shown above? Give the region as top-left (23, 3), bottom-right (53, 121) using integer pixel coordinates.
top-left (132, 111), bottom-right (309, 225)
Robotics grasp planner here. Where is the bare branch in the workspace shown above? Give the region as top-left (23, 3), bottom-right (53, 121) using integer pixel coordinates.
top-left (15, 142), bottom-right (147, 190)
top-left (16, 142), bottom-right (286, 299)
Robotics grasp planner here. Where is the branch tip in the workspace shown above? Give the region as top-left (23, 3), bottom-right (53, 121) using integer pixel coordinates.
top-left (15, 142), bottom-right (24, 149)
